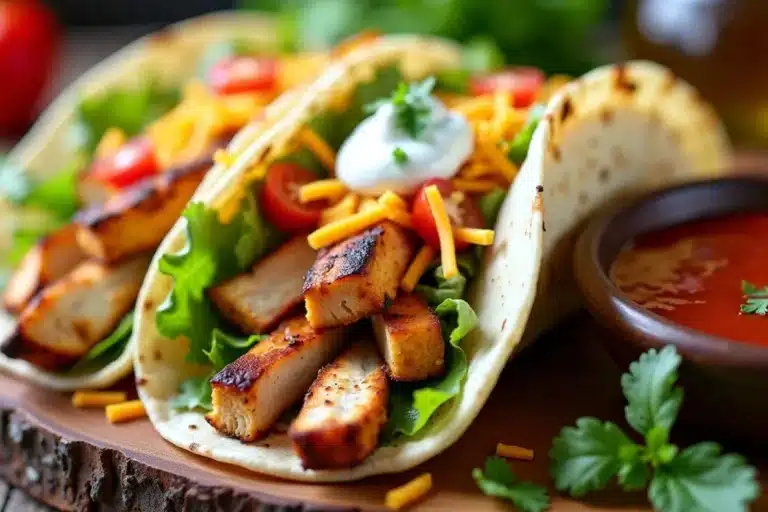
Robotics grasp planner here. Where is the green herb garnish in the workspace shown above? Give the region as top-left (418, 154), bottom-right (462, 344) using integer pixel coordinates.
top-left (474, 456), bottom-right (550, 512)
top-left (740, 280), bottom-right (768, 315)
top-left (366, 77), bottom-right (436, 139)
top-left (550, 345), bottom-right (759, 511)
top-left (507, 104), bottom-right (545, 164)
top-left (392, 147), bottom-right (409, 165)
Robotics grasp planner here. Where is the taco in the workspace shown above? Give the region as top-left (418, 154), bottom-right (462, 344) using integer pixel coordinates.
top-left (0, 12), bottom-right (374, 391)
top-left (133, 35), bottom-right (730, 481)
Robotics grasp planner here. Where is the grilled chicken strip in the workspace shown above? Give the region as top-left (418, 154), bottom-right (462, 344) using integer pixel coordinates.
top-left (75, 159), bottom-right (209, 263)
top-left (1, 255), bottom-right (150, 371)
top-left (209, 236), bottom-right (316, 333)
top-left (290, 339), bottom-right (388, 470)
top-left (2, 224), bottom-right (86, 314)
top-left (303, 222), bottom-right (414, 329)
top-left (372, 293), bottom-right (445, 381)
top-left (206, 316), bottom-right (346, 442)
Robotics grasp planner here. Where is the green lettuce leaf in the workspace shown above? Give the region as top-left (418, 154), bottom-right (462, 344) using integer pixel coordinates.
top-left (156, 190), bottom-right (273, 364)
top-left (479, 187), bottom-right (507, 228)
top-left (414, 255), bottom-right (477, 307)
top-left (66, 312), bottom-right (134, 374)
top-left (172, 375), bottom-right (214, 411)
top-left (507, 104), bottom-right (545, 164)
top-left (386, 298), bottom-right (477, 438)
top-left (204, 329), bottom-right (265, 369)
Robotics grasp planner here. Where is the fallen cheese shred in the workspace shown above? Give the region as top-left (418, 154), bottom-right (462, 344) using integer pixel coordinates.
top-left (385, 473), bottom-right (433, 510)
top-left (72, 391), bottom-right (127, 408)
top-left (401, 245), bottom-right (436, 293)
top-left (424, 185), bottom-right (458, 278)
top-left (308, 205), bottom-right (387, 249)
top-left (106, 400), bottom-right (147, 424)
top-left (454, 227), bottom-right (495, 246)
top-left (299, 179), bottom-right (347, 204)
top-left (496, 443), bottom-right (535, 461)
top-left (299, 128), bottom-right (337, 173)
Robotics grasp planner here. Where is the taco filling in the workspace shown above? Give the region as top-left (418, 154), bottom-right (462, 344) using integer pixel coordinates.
top-left (0, 38), bottom-right (345, 375)
top-left (156, 60), bottom-right (565, 469)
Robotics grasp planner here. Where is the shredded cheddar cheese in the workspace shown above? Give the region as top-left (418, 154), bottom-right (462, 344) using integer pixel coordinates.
top-left (378, 190), bottom-right (408, 210)
top-left (424, 185), bottom-right (458, 278)
top-left (106, 400), bottom-right (146, 424)
top-left (321, 193), bottom-right (359, 226)
top-left (72, 391), bottom-right (127, 408)
top-left (307, 205), bottom-right (387, 249)
top-left (359, 197), bottom-right (381, 213)
top-left (401, 245), bottom-right (436, 292)
top-left (298, 179), bottom-right (347, 204)
top-left (94, 128), bottom-right (127, 159)
top-left (299, 128), bottom-right (337, 172)
top-left (455, 227), bottom-right (495, 246)
top-left (496, 443), bottom-right (535, 461)
top-left (451, 178), bottom-right (500, 193)
top-left (454, 96), bottom-right (495, 119)
top-left (383, 209), bottom-right (414, 229)
top-left (385, 473), bottom-right (433, 510)
top-left (476, 136), bottom-right (518, 182)
top-left (213, 149), bottom-right (235, 168)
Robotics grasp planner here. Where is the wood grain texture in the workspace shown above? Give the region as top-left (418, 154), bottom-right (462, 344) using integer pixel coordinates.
top-left (0, 316), bottom-right (764, 511)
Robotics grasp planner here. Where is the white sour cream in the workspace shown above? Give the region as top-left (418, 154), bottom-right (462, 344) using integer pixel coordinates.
top-left (335, 97), bottom-right (473, 195)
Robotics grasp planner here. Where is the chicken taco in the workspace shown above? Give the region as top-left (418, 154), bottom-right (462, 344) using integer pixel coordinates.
top-left (0, 12), bottom-right (375, 391)
top-left (133, 35), bottom-right (730, 481)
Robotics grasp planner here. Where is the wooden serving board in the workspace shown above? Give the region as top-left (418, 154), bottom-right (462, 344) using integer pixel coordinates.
top-left (0, 315), bottom-right (765, 512)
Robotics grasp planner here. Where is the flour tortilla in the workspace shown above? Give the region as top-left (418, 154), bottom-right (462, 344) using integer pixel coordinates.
top-left (0, 11), bottom-right (322, 391)
top-left (133, 37), bottom-right (729, 482)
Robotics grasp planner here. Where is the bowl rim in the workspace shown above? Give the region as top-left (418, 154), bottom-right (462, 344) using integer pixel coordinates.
top-left (574, 176), bottom-right (768, 369)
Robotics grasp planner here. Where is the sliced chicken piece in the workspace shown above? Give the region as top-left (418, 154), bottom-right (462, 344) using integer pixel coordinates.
top-left (3, 224), bottom-right (86, 314)
top-left (1, 255), bottom-right (150, 371)
top-left (290, 339), bottom-right (389, 470)
top-left (75, 159), bottom-right (210, 263)
top-left (209, 236), bottom-right (316, 333)
top-left (372, 293), bottom-right (445, 381)
top-left (206, 316), bottom-right (346, 442)
top-left (303, 222), bottom-right (414, 329)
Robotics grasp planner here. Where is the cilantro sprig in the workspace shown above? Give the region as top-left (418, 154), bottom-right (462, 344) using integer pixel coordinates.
top-left (474, 456), bottom-right (550, 512)
top-left (740, 280), bottom-right (768, 315)
top-left (550, 345), bottom-right (759, 511)
top-left (366, 77), bottom-right (436, 139)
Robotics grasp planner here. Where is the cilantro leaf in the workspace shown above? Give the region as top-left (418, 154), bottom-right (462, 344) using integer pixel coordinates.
top-left (473, 456), bottom-right (550, 512)
top-left (550, 417), bottom-right (638, 496)
top-left (649, 443), bottom-right (760, 512)
top-left (204, 329), bottom-right (264, 369)
top-left (621, 345), bottom-right (683, 436)
top-left (156, 191), bottom-right (273, 364)
top-left (392, 147), bottom-right (408, 165)
top-left (507, 105), bottom-right (545, 164)
top-left (740, 280), bottom-right (768, 315)
top-left (366, 77), bottom-right (436, 139)
top-left (172, 375), bottom-right (213, 411)
top-left (479, 187), bottom-right (507, 228)
top-left (386, 298), bottom-right (477, 438)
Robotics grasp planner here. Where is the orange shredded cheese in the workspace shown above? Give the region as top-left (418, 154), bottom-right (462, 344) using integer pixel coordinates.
top-left (453, 96), bottom-right (495, 119)
top-left (383, 209), bottom-right (413, 229)
top-left (385, 473), bottom-right (433, 510)
top-left (378, 190), bottom-right (408, 210)
top-left (298, 179), bottom-right (347, 204)
top-left (455, 227), bottom-right (495, 246)
top-left (105, 400), bottom-right (146, 424)
top-left (424, 185), bottom-right (458, 278)
top-left (477, 136), bottom-right (518, 182)
top-left (451, 178), bottom-right (501, 193)
top-left (299, 128), bottom-right (337, 172)
top-left (213, 149), bottom-right (235, 168)
top-left (72, 391), bottom-right (127, 408)
top-left (358, 197), bottom-right (380, 213)
top-left (401, 245), bottom-right (436, 292)
top-left (308, 205), bottom-right (387, 249)
top-left (94, 127), bottom-right (127, 159)
top-left (320, 193), bottom-right (359, 226)
top-left (460, 161), bottom-right (497, 179)
top-left (496, 443), bottom-right (535, 461)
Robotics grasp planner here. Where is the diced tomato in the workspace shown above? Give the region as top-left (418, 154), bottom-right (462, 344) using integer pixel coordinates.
top-left (261, 163), bottom-right (324, 233)
top-left (88, 137), bottom-right (159, 189)
top-left (208, 56), bottom-right (278, 95)
top-left (470, 67), bottom-right (545, 108)
top-left (411, 178), bottom-right (484, 252)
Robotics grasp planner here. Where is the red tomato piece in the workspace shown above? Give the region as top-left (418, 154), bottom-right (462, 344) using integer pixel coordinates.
top-left (411, 178), bottom-right (483, 252)
top-left (89, 137), bottom-right (159, 189)
top-left (469, 67), bottom-right (545, 108)
top-left (260, 163), bottom-right (323, 233)
top-left (208, 56), bottom-right (278, 95)
top-left (0, 0), bottom-right (60, 135)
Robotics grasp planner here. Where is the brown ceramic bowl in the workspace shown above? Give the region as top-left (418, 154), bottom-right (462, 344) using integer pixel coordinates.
top-left (574, 177), bottom-right (768, 447)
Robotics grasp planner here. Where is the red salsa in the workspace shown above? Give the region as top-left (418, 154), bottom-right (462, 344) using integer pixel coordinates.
top-left (611, 212), bottom-right (768, 346)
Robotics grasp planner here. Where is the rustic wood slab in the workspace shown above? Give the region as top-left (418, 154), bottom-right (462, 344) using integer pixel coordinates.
top-left (0, 315), bottom-right (764, 511)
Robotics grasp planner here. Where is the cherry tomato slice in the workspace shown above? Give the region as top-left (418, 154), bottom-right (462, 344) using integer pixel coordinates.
top-left (411, 178), bottom-right (484, 252)
top-left (469, 67), bottom-right (545, 108)
top-left (208, 56), bottom-right (278, 95)
top-left (88, 137), bottom-right (159, 189)
top-left (261, 163), bottom-right (323, 233)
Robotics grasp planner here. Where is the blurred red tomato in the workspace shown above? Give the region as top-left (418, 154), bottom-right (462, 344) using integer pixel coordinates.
top-left (0, 0), bottom-right (60, 136)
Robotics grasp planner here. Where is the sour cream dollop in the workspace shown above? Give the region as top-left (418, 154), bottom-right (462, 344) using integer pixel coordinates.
top-left (335, 97), bottom-right (473, 195)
